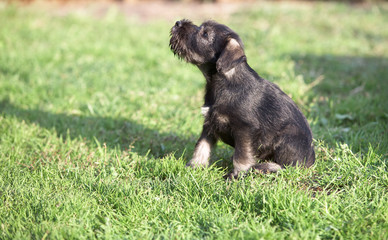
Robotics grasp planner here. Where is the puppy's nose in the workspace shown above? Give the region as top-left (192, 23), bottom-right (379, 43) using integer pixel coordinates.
top-left (175, 21), bottom-right (183, 28)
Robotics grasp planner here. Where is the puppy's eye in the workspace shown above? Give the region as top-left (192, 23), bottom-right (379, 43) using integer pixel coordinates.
top-left (203, 31), bottom-right (208, 38)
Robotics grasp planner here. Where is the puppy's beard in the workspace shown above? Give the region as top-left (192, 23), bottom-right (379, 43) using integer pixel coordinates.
top-left (169, 36), bottom-right (186, 60)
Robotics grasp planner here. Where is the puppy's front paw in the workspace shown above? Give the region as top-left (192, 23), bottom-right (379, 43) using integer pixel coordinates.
top-left (188, 139), bottom-right (212, 168)
top-left (186, 159), bottom-right (208, 168)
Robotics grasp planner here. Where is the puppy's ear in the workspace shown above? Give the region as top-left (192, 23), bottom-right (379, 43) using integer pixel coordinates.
top-left (216, 38), bottom-right (246, 73)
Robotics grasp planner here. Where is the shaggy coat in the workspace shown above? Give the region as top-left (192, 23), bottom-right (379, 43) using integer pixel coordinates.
top-left (170, 20), bottom-right (315, 178)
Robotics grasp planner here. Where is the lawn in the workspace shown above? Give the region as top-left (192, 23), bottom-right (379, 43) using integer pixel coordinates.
top-left (0, 2), bottom-right (387, 239)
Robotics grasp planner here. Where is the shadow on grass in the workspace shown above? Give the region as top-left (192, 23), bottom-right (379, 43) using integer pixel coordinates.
top-left (290, 53), bottom-right (388, 152)
top-left (0, 99), bottom-right (194, 159)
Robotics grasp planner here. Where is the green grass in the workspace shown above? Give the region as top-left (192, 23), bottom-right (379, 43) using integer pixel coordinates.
top-left (1, 2), bottom-right (387, 239)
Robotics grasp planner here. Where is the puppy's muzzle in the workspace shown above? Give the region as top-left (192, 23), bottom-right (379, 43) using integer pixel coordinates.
top-left (171, 21), bottom-right (182, 33)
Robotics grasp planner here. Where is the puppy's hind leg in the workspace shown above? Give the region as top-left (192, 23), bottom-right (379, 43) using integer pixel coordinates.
top-left (253, 162), bottom-right (283, 174)
top-left (227, 133), bottom-right (257, 179)
top-left (273, 134), bottom-right (315, 168)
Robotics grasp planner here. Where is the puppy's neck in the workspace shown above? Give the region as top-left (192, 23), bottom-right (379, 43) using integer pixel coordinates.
top-left (197, 63), bottom-right (217, 106)
top-left (198, 63), bottom-right (217, 81)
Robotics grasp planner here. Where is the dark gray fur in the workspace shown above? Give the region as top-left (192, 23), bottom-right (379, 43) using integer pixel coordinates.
top-left (170, 20), bottom-right (315, 178)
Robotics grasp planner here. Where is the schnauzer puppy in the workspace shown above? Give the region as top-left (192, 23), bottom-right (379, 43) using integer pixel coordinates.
top-left (170, 19), bottom-right (315, 178)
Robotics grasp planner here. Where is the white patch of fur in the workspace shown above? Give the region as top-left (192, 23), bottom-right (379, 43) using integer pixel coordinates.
top-left (233, 161), bottom-right (255, 173)
top-left (201, 106), bottom-right (209, 117)
top-left (254, 162), bottom-right (282, 173)
top-left (189, 139), bottom-right (212, 167)
top-left (228, 38), bottom-right (240, 48)
top-left (224, 67), bottom-right (235, 79)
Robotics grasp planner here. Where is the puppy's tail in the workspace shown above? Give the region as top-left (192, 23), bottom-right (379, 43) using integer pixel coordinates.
top-left (253, 162), bottom-right (282, 174)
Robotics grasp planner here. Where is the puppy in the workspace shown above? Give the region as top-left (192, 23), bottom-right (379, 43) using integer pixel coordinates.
top-left (170, 20), bottom-right (315, 178)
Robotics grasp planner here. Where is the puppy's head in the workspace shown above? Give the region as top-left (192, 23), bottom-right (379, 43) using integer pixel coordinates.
top-left (170, 20), bottom-right (246, 73)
